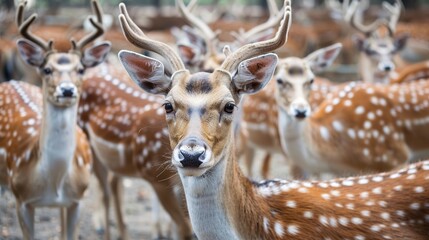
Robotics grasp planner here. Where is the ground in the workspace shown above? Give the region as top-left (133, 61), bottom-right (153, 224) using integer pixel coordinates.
top-left (0, 152), bottom-right (290, 240)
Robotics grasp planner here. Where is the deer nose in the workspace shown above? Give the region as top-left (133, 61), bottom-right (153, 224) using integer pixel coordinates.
top-left (294, 109), bottom-right (308, 119)
top-left (59, 83), bottom-right (77, 97)
top-left (178, 137), bottom-right (207, 168)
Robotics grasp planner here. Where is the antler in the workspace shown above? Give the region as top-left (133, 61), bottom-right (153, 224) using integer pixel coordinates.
top-left (219, 0), bottom-right (292, 73)
top-left (16, 0), bottom-right (53, 51)
top-left (232, 0), bottom-right (285, 45)
top-left (118, 3), bottom-right (186, 72)
top-left (71, 0), bottom-right (104, 52)
top-left (382, 0), bottom-right (402, 33)
top-left (176, 0), bottom-right (220, 59)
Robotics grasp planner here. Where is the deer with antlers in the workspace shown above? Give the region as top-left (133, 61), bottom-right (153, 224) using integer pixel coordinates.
top-left (0, 0), bottom-right (111, 239)
top-left (117, 1), bottom-right (429, 239)
top-left (344, 0), bottom-right (408, 84)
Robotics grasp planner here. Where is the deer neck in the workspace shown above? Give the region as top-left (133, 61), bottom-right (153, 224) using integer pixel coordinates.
top-left (38, 91), bottom-right (77, 181)
top-left (179, 136), bottom-right (268, 240)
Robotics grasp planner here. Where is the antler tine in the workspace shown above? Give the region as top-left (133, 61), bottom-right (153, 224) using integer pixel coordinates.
top-left (119, 3), bottom-right (185, 72)
top-left (267, 0), bottom-right (280, 17)
top-left (382, 0), bottom-right (402, 34)
top-left (346, 0), bottom-right (387, 35)
top-left (236, 2), bottom-right (285, 44)
top-left (176, 0), bottom-right (216, 41)
top-left (73, 0), bottom-right (104, 51)
top-left (16, 1), bottom-right (52, 51)
top-left (220, 0), bottom-right (291, 73)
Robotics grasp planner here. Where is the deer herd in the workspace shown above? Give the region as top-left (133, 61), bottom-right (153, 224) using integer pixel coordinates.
top-left (0, 0), bottom-right (429, 239)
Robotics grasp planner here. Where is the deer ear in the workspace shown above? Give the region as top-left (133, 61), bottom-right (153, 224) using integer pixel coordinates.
top-left (178, 44), bottom-right (202, 66)
top-left (118, 50), bottom-right (170, 95)
top-left (233, 53), bottom-right (278, 95)
top-left (305, 43), bottom-right (342, 73)
top-left (16, 39), bottom-right (45, 67)
top-left (394, 33), bottom-right (409, 52)
top-left (81, 41), bottom-right (111, 68)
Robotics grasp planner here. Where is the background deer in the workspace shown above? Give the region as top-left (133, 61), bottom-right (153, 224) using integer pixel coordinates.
top-left (345, 0), bottom-right (408, 84)
top-left (0, 0), bottom-right (110, 239)
top-left (240, 43), bottom-right (341, 179)
top-left (117, 1), bottom-right (429, 239)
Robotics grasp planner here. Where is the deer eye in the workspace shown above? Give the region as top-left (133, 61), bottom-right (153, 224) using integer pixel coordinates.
top-left (310, 79), bottom-right (314, 84)
top-left (276, 78), bottom-right (283, 84)
top-left (163, 102), bottom-right (174, 113)
top-left (43, 67), bottom-right (52, 75)
top-left (77, 68), bottom-right (85, 75)
top-left (224, 102), bottom-right (236, 114)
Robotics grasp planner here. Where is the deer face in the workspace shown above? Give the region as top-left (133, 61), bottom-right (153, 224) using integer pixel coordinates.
top-left (355, 26), bottom-right (408, 78)
top-left (275, 43), bottom-right (342, 120)
top-left (120, 51), bottom-right (278, 177)
top-left (276, 58), bottom-right (314, 119)
top-left (16, 39), bottom-right (111, 107)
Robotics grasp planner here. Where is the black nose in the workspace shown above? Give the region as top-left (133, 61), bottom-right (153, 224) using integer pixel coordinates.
top-left (61, 87), bottom-right (74, 97)
top-left (179, 138), bottom-right (206, 168)
top-left (295, 110), bottom-right (307, 119)
top-left (384, 66), bottom-right (392, 72)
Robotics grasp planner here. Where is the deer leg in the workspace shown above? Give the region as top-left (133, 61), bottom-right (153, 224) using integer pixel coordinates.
top-left (16, 201), bottom-right (35, 240)
top-left (151, 194), bottom-right (166, 239)
top-left (110, 175), bottom-right (128, 240)
top-left (92, 152), bottom-right (111, 240)
top-left (60, 208), bottom-right (66, 240)
top-left (152, 183), bottom-right (193, 240)
top-left (261, 153), bottom-right (272, 179)
top-left (65, 202), bottom-right (80, 240)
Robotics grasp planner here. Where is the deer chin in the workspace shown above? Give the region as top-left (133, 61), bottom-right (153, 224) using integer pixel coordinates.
top-left (49, 96), bottom-right (77, 107)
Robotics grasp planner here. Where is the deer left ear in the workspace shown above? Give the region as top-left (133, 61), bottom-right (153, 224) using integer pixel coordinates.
top-left (232, 53), bottom-right (278, 95)
top-left (394, 33), bottom-right (409, 52)
top-left (305, 43), bottom-right (342, 73)
top-left (81, 41), bottom-right (111, 68)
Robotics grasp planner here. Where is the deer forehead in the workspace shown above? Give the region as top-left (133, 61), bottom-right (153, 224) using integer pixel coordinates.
top-left (170, 72), bottom-right (233, 106)
top-left (46, 53), bottom-right (81, 71)
top-left (277, 59), bottom-right (313, 83)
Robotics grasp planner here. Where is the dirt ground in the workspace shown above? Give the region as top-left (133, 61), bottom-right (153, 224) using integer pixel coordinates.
top-left (0, 152), bottom-right (290, 240)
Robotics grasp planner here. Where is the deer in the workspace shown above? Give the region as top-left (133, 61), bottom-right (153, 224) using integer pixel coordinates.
top-left (118, 1), bottom-right (429, 239)
top-left (240, 43), bottom-right (342, 179)
top-left (345, 0), bottom-right (408, 84)
top-left (0, 0), bottom-right (111, 239)
top-left (78, 61), bottom-right (193, 240)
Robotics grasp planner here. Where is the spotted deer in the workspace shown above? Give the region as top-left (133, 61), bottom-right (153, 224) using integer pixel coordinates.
top-left (118, 1), bottom-right (429, 239)
top-left (0, 0), bottom-right (111, 239)
top-left (345, 0), bottom-right (408, 84)
top-left (276, 53), bottom-right (429, 178)
top-left (79, 61), bottom-right (193, 240)
top-left (390, 60), bottom-right (429, 84)
top-left (240, 43), bottom-right (341, 179)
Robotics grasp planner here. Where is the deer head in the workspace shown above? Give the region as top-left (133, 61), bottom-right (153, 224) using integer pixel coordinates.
top-left (118, 0), bottom-right (291, 177)
top-left (15, 0), bottom-right (111, 107)
top-left (275, 43), bottom-right (342, 119)
top-left (346, 0), bottom-right (408, 82)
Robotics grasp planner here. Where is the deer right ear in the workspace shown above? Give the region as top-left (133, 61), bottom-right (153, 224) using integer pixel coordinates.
top-left (16, 39), bottom-right (45, 67)
top-left (118, 50), bottom-right (170, 95)
top-left (305, 43), bottom-right (342, 73)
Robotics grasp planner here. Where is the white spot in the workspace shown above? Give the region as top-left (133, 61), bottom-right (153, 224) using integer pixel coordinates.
top-left (358, 178), bottom-right (369, 185)
top-left (332, 121), bottom-right (343, 132)
top-left (263, 217), bottom-right (269, 233)
top-left (372, 187), bottom-right (382, 194)
top-left (361, 210), bottom-right (370, 217)
top-left (410, 203), bottom-right (420, 210)
top-left (364, 121), bottom-right (372, 129)
top-left (329, 217), bottom-right (338, 227)
top-left (287, 225), bottom-right (299, 235)
top-left (371, 225), bottom-right (381, 232)
top-left (274, 222), bottom-right (284, 237)
top-left (355, 236), bottom-right (365, 240)
top-left (330, 190), bottom-right (340, 196)
top-left (351, 217), bottom-right (363, 225)
top-left (321, 193), bottom-right (330, 200)
top-left (347, 129), bottom-right (356, 139)
top-left (342, 180), bottom-right (354, 186)
top-left (339, 217), bottom-right (348, 226)
top-left (381, 212), bottom-right (390, 220)
top-left (286, 200), bottom-right (296, 208)
top-left (304, 211), bottom-right (313, 219)
top-left (367, 112), bottom-right (375, 120)
top-left (383, 126), bottom-right (390, 135)
top-left (393, 185), bottom-right (402, 191)
top-left (319, 215), bottom-right (329, 226)
top-left (372, 176), bottom-right (383, 182)
top-left (320, 126), bottom-right (330, 140)
top-left (325, 105), bottom-right (333, 113)
top-left (355, 106), bottom-right (365, 115)
top-left (415, 186), bottom-right (424, 193)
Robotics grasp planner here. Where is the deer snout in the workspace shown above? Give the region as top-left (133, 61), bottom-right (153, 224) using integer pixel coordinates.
top-left (378, 60), bottom-right (395, 72)
top-left (290, 100), bottom-right (311, 119)
top-left (174, 137), bottom-right (211, 168)
top-left (57, 82), bottom-right (77, 98)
